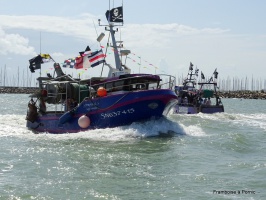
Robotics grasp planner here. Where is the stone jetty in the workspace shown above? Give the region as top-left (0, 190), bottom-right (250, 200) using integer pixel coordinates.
top-left (0, 87), bottom-right (38, 94)
top-left (217, 90), bottom-right (266, 100)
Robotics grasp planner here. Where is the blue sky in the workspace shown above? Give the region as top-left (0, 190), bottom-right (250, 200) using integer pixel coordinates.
top-left (0, 0), bottom-right (265, 86)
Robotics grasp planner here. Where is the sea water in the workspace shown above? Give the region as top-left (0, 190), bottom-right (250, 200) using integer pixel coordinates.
top-left (0, 94), bottom-right (265, 200)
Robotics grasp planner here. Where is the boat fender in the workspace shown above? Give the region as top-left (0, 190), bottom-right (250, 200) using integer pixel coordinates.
top-left (59, 111), bottom-right (73, 124)
top-left (97, 87), bottom-right (107, 97)
top-left (78, 115), bottom-right (91, 128)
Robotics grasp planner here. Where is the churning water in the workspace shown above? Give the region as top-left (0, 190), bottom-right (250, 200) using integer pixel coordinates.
top-left (0, 94), bottom-right (265, 199)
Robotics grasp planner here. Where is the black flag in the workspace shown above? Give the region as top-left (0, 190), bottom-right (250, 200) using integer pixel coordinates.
top-left (29, 55), bottom-right (42, 73)
top-left (79, 46), bottom-right (91, 56)
top-left (105, 6), bottom-right (123, 23)
top-left (28, 54), bottom-right (53, 73)
top-left (201, 71), bottom-right (205, 79)
top-left (189, 62), bottom-right (193, 71)
top-left (213, 68), bottom-right (218, 79)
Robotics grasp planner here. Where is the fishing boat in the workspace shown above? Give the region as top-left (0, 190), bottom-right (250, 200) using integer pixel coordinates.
top-left (25, 5), bottom-right (178, 133)
top-left (173, 62), bottom-right (224, 114)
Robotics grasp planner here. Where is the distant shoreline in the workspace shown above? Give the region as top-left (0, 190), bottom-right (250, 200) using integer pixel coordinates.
top-left (0, 86), bottom-right (265, 99)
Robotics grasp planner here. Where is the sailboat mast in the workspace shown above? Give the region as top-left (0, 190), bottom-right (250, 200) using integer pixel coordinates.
top-left (17, 66), bottom-right (19, 87)
top-left (0, 68), bottom-right (2, 86)
top-left (40, 32), bottom-right (42, 78)
top-left (4, 64), bottom-right (6, 87)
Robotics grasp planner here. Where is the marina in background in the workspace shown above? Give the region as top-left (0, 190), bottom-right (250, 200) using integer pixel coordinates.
top-left (1, 66), bottom-right (265, 92)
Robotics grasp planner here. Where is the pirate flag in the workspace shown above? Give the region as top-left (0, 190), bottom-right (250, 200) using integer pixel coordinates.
top-left (105, 6), bottom-right (123, 23)
top-left (29, 55), bottom-right (42, 73)
top-left (28, 54), bottom-right (53, 73)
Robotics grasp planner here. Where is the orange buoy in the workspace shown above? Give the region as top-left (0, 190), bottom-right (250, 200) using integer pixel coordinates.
top-left (97, 87), bottom-right (107, 97)
top-left (78, 115), bottom-right (91, 128)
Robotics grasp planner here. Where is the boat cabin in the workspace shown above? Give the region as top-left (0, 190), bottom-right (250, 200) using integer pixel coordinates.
top-left (33, 73), bottom-right (174, 113)
top-left (85, 74), bottom-right (162, 94)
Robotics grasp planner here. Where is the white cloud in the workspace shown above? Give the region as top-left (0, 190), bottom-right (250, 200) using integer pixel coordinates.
top-left (110, 23), bottom-right (230, 51)
top-left (51, 52), bottom-right (64, 57)
top-left (0, 14), bottom-right (229, 52)
top-left (0, 14), bottom-right (265, 79)
top-left (0, 15), bottom-right (98, 41)
top-left (0, 28), bottom-right (35, 55)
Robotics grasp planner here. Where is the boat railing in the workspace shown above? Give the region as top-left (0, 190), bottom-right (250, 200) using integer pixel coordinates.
top-left (40, 81), bottom-right (76, 113)
top-left (86, 74), bottom-right (176, 97)
top-left (45, 90), bottom-right (67, 113)
top-left (39, 73), bottom-right (176, 113)
top-left (157, 74), bottom-right (176, 90)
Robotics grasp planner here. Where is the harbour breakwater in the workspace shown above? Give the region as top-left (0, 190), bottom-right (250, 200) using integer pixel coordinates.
top-left (0, 87), bottom-right (38, 94)
top-left (0, 87), bottom-right (265, 99)
top-left (217, 90), bottom-right (266, 100)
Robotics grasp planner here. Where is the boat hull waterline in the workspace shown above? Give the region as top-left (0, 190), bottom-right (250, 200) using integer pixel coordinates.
top-left (173, 104), bottom-right (224, 114)
top-left (27, 90), bottom-right (177, 133)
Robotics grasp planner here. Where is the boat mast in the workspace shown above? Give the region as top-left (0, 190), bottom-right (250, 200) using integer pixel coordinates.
top-left (99, 2), bottom-right (124, 71)
top-left (109, 24), bottom-right (122, 70)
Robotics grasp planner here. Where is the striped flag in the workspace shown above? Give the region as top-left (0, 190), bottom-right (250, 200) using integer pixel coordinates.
top-left (62, 49), bottom-right (105, 69)
top-left (88, 49), bottom-right (105, 67)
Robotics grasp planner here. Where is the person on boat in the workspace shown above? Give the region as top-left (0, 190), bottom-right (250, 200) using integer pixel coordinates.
top-left (188, 93), bottom-right (194, 104)
top-left (206, 97), bottom-right (211, 105)
top-left (216, 96), bottom-right (222, 105)
top-left (192, 97), bottom-right (197, 106)
top-left (26, 98), bottom-right (38, 122)
top-left (196, 96), bottom-right (203, 106)
top-left (183, 97), bottom-right (188, 104)
top-left (178, 96), bottom-right (182, 104)
top-left (66, 98), bottom-right (78, 111)
top-left (71, 100), bottom-right (78, 109)
top-left (39, 97), bottom-right (46, 113)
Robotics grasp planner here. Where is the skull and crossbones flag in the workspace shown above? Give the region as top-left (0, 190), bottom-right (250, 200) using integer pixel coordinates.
top-left (105, 6), bottom-right (123, 23)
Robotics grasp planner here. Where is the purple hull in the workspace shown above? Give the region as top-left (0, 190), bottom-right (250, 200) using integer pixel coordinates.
top-left (173, 104), bottom-right (224, 114)
top-left (27, 89), bottom-right (177, 133)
